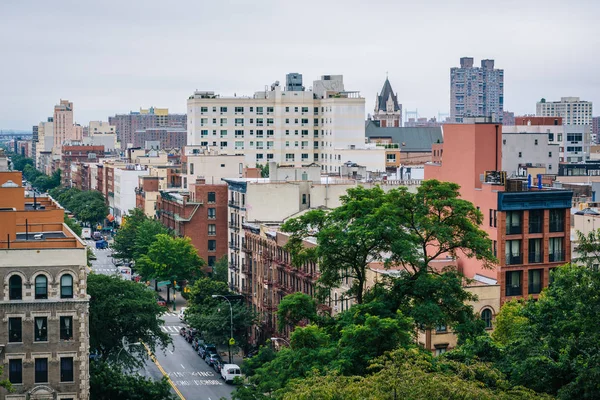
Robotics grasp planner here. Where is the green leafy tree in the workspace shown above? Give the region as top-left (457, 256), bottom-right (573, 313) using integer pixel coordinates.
top-left (90, 361), bottom-right (175, 400)
top-left (212, 255), bottom-right (228, 283)
top-left (88, 274), bottom-right (171, 369)
top-left (0, 364), bottom-right (12, 392)
top-left (256, 163), bottom-right (270, 178)
top-left (277, 292), bottom-right (318, 332)
top-left (10, 154), bottom-right (34, 172)
top-left (492, 265), bottom-right (600, 398)
top-left (112, 208), bottom-right (148, 261)
top-left (64, 214), bottom-right (82, 237)
top-left (490, 300), bottom-right (528, 346)
top-left (574, 228), bottom-right (600, 268)
top-left (281, 186), bottom-right (391, 304)
top-left (136, 234), bottom-right (204, 288)
top-left (281, 348), bottom-right (549, 400)
top-left (133, 219), bottom-right (169, 260)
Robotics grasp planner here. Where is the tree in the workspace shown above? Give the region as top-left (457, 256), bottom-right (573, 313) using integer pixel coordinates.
top-left (136, 234), bottom-right (204, 289)
top-left (491, 265), bottom-right (600, 398)
top-left (90, 361), bottom-right (175, 400)
top-left (256, 163), bottom-right (270, 178)
top-left (133, 219), bottom-right (169, 260)
top-left (64, 214), bottom-right (82, 237)
top-left (0, 365), bottom-right (12, 392)
top-left (277, 292), bottom-right (317, 332)
top-left (88, 274), bottom-right (171, 369)
top-left (280, 348), bottom-right (548, 400)
top-left (281, 186), bottom-right (391, 304)
top-left (112, 208), bottom-right (147, 261)
top-left (574, 228), bottom-right (600, 268)
top-left (212, 255), bottom-right (228, 283)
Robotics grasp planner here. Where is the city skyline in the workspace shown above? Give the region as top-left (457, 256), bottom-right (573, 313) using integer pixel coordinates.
top-left (1, 0), bottom-right (598, 129)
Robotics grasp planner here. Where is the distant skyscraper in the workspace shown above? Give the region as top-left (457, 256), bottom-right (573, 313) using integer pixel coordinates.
top-left (503, 111), bottom-right (515, 126)
top-left (536, 97), bottom-right (593, 127)
top-left (450, 57), bottom-right (504, 123)
top-left (592, 116), bottom-right (600, 144)
top-left (285, 73), bottom-right (303, 91)
top-left (373, 77), bottom-right (402, 127)
top-left (53, 100), bottom-right (75, 154)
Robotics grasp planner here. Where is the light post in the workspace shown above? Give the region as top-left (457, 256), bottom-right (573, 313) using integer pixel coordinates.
top-left (270, 337), bottom-right (291, 350)
top-left (212, 294), bottom-right (233, 364)
top-left (116, 337), bottom-right (141, 366)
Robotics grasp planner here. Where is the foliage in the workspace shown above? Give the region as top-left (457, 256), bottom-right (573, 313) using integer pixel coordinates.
top-left (280, 348), bottom-right (548, 400)
top-left (90, 361), bottom-right (175, 400)
top-left (0, 364), bottom-right (12, 392)
top-left (281, 186), bottom-right (391, 304)
top-left (574, 228), bottom-right (600, 268)
top-left (133, 219), bottom-right (170, 260)
top-left (64, 214), bottom-right (82, 237)
top-left (492, 264), bottom-right (600, 399)
top-left (490, 300), bottom-right (528, 346)
top-left (49, 187), bottom-right (108, 226)
top-left (112, 208), bottom-right (147, 261)
top-left (88, 274), bottom-right (171, 369)
top-left (277, 292), bottom-right (317, 332)
top-left (136, 234), bottom-right (204, 284)
top-left (256, 163), bottom-right (270, 178)
top-left (9, 154), bottom-right (61, 191)
top-left (212, 255), bottom-right (229, 283)
top-left (9, 153), bottom-right (34, 172)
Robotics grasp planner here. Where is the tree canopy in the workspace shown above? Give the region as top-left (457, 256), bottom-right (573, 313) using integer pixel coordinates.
top-left (49, 186), bottom-right (108, 226)
top-left (277, 292), bottom-right (318, 332)
top-left (90, 361), bottom-right (175, 400)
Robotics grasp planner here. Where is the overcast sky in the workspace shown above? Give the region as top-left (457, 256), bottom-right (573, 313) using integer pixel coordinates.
top-left (1, 0), bottom-right (598, 130)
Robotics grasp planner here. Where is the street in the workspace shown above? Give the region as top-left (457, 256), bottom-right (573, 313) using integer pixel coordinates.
top-left (86, 239), bottom-right (119, 275)
top-left (87, 239), bottom-right (236, 399)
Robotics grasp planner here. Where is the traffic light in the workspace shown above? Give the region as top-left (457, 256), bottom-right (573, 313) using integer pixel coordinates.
top-left (174, 281), bottom-right (177, 287)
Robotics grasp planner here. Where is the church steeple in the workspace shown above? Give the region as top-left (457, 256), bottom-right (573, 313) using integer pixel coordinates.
top-left (376, 78), bottom-right (400, 112)
top-left (373, 77), bottom-right (402, 127)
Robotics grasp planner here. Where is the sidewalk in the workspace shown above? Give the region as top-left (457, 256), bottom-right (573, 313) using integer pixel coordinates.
top-left (155, 285), bottom-right (187, 311)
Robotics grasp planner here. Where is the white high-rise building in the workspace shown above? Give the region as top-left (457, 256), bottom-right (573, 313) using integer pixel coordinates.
top-left (187, 75), bottom-right (366, 174)
top-left (536, 97), bottom-right (593, 127)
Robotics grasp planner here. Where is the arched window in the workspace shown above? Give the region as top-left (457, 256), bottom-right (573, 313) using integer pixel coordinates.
top-left (9, 275), bottom-right (22, 300)
top-left (481, 308), bottom-right (493, 329)
top-left (60, 275), bottom-right (73, 299)
top-left (35, 275), bottom-right (48, 299)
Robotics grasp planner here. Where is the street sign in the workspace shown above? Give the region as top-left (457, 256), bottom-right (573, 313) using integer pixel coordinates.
top-left (229, 338), bottom-right (235, 346)
top-left (157, 281), bottom-right (171, 288)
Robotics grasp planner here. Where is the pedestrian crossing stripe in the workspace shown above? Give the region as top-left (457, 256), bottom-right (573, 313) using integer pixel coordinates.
top-left (161, 325), bottom-right (183, 333)
top-left (163, 313), bottom-right (180, 317)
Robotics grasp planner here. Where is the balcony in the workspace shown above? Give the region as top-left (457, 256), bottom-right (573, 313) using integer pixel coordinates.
top-left (229, 222), bottom-right (239, 230)
top-left (229, 242), bottom-right (240, 251)
top-left (506, 225), bottom-right (522, 235)
top-left (506, 253), bottom-right (522, 265)
top-left (241, 263), bottom-right (252, 275)
top-left (229, 262), bottom-right (239, 272)
top-left (528, 252), bottom-right (542, 264)
top-left (228, 200), bottom-right (242, 209)
top-left (549, 250), bottom-right (565, 262)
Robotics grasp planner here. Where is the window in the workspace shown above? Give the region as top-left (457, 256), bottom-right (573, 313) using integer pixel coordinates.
top-left (302, 194), bottom-right (307, 205)
top-left (8, 317), bottom-right (22, 342)
top-left (208, 256), bottom-right (216, 267)
top-left (549, 151), bottom-right (552, 157)
top-left (200, 106), bottom-right (208, 113)
top-left (60, 316), bottom-right (73, 340)
top-left (435, 325), bottom-right (447, 333)
top-left (505, 270), bottom-right (522, 296)
top-left (9, 359), bottom-right (22, 384)
top-left (235, 106), bottom-right (244, 113)
top-left (208, 208), bottom-right (216, 219)
top-left (506, 211), bottom-right (520, 234)
top-left (285, 106), bottom-right (289, 112)
top-left (528, 209), bottom-right (543, 234)
top-left (434, 346), bottom-right (448, 356)
top-left (534, 139), bottom-right (538, 145)
top-left (207, 192), bottom-right (216, 203)
top-left (481, 309), bottom-right (493, 329)
top-left (549, 237), bottom-right (564, 262)
top-left (9, 275), bottom-right (22, 300)
top-left (567, 133), bottom-right (583, 142)
top-left (506, 240), bottom-right (521, 265)
top-left (35, 275), bottom-right (48, 299)
top-left (208, 224), bottom-right (216, 236)
top-left (220, 106), bottom-right (227, 113)
top-left (35, 358), bottom-right (48, 383)
top-left (61, 274), bottom-right (74, 299)
top-left (34, 317), bottom-right (48, 342)
top-left (549, 209), bottom-right (564, 232)
top-left (518, 152), bottom-right (522, 158)
top-left (60, 357), bottom-right (74, 382)
top-left (529, 238), bottom-right (542, 263)
top-left (528, 269), bottom-right (543, 294)
top-left (208, 240), bottom-right (216, 251)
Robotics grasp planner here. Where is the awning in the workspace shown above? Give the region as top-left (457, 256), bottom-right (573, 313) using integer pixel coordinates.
top-left (107, 214), bottom-right (115, 222)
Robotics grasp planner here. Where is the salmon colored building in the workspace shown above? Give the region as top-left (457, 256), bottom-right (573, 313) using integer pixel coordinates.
top-left (425, 123), bottom-right (573, 304)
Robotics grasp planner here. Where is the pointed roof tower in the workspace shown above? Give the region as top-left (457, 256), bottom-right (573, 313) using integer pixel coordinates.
top-left (376, 78), bottom-right (400, 112)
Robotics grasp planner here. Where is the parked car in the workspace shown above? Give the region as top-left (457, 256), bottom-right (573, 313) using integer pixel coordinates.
top-left (213, 358), bottom-right (224, 373)
top-left (221, 364), bottom-right (242, 383)
top-left (198, 343), bottom-right (217, 359)
top-left (178, 307), bottom-right (187, 322)
top-left (206, 353), bottom-right (223, 369)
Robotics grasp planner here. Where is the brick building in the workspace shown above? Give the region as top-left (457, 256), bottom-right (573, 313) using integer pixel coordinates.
top-left (109, 108), bottom-right (186, 150)
top-left (156, 179), bottom-right (228, 268)
top-left (133, 127), bottom-right (187, 149)
top-left (60, 145), bottom-right (104, 187)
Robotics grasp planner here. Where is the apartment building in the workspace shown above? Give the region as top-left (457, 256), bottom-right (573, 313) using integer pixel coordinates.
top-left (425, 123), bottom-right (573, 304)
top-left (536, 97), bottom-right (593, 127)
top-left (60, 144), bottom-right (105, 187)
top-left (593, 116), bottom-right (600, 144)
top-left (109, 107), bottom-right (187, 150)
top-left (156, 178), bottom-right (228, 269)
top-left (53, 100), bottom-right (77, 155)
top-left (372, 78), bottom-right (402, 128)
top-left (0, 168), bottom-right (89, 399)
top-left (501, 131), bottom-right (559, 176)
top-left (113, 165), bottom-right (147, 223)
top-left (183, 146), bottom-right (243, 189)
top-left (82, 121), bottom-right (118, 153)
top-left (187, 74), bottom-right (366, 174)
top-left (133, 127), bottom-right (187, 149)
top-left (450, 58), bottom-right (504, 123)
top-left (35, 119), bottom-right (54, 171)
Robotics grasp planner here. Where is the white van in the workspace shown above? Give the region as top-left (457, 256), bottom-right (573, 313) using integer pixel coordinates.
top-left (221, 364), bottom-right (242, 383)
top-left (178, 307), bottom-right (187, 321)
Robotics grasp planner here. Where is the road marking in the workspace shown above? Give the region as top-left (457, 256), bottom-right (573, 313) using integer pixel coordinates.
top-left (169, 350), bottom-right (174, 355)
top-left (181, 364), bottom-right (185, 369)
top-left (144, 343), bottom-right (186, 400)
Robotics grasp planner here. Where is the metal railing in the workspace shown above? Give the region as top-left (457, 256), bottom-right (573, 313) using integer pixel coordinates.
top-left (506, 253), bottom-right (522, 265)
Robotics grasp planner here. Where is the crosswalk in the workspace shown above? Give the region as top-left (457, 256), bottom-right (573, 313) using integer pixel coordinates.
top-left (161, 325), bottom-right (183, 333)
top-left (163, 312), bottom-right (180, 317)
top-left (93, 268), bottom-right (117, 273)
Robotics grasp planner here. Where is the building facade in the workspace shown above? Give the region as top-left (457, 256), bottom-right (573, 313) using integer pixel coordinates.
top-left (0, 169), bottom-right (89, 400)
top-left (53, 100), bottom-right (76, 155)
top-left (133, 127), bottom-right (187, 150)
top-left (502, 130), bottom-right (560, 175)
top-left (536, 97), bottom-right (593, 127)
top-left (187, 74), bottom-right (366, 173)
top-left (373, 78), bottom-right (402, 128)
top-left (593, 116), bottom-right (600, 144)
top-left (109, 108), bottom-right (186, 150)
top-left (450, 57), bottom-right (504, 123)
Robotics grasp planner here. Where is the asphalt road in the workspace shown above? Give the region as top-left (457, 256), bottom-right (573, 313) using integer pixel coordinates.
top-left (86, 239), bottom-right (119, 276)
top-left (151, 313), bottom-right (236, 400)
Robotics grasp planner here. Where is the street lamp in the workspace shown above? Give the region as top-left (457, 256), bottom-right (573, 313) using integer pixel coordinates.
top-left (212, 294), bottom-right (233, 364)
top-left (116, 337), bottom-right (142, 365)
top-left (270, 337), bottom-right (291, 349)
